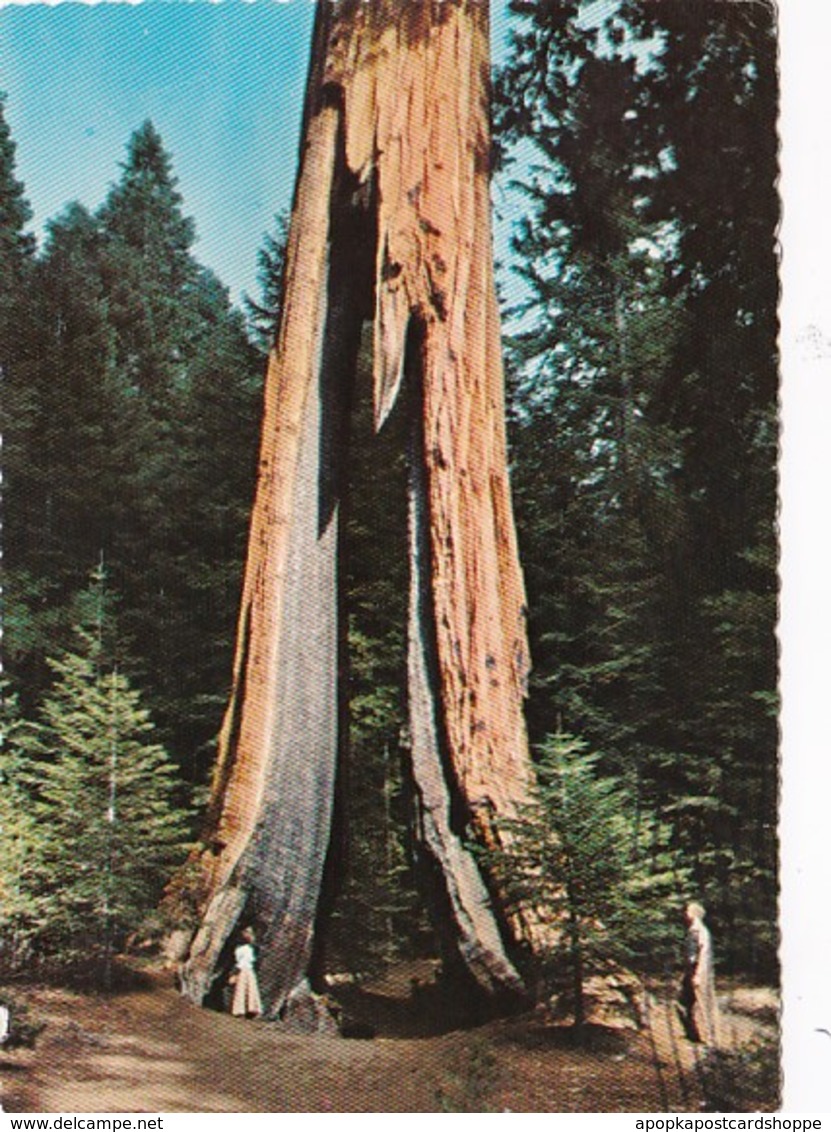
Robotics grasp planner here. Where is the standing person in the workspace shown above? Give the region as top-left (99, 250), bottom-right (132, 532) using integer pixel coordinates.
top-left (679, 901), bottom-right (720, 1046)
top-left (231, 926), bottom-right (263, 1019)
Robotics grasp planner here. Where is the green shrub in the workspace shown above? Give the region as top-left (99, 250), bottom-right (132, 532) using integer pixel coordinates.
top-left (489, 732), bottom-right (688, 1038)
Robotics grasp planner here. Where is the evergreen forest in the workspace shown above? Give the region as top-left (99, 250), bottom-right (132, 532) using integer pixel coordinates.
top-left (0, 0), bottom-right (778, 989)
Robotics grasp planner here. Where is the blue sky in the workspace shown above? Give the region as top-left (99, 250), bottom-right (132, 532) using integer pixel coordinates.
top-left (0, 1), bottom-right (317, 304)
top-left (0, 0), bottom-right (520, 307)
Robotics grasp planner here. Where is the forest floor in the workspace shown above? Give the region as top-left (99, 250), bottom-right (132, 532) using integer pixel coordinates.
top-left (1, 960), bottom-right (779, 1113)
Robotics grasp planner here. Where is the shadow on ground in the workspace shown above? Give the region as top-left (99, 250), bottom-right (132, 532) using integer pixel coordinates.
top-left (0, 960), bottom-right (778, 1113)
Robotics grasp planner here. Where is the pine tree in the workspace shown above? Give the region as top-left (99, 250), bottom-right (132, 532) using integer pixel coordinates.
top-left (0, 94), bottom-right (46, 719)
top-left (0, 91), bottom-right (35, 307)
top-left (619, 1), bottom-right (779, 975)
top-left (243, 211), bottom-right (288, 352)
top-left (0, 90), bottom-right (36, 585)
top-left (20, 606), bottom-right (190, 982)
top-left (149, 268), bottom-right (263, 777)
top-left (3, 119), bottom-right (266, 787)
top-left (13, 205), bottom-right (120, 580)
top-left (498, 20), bottom-right (685, 783)
top-left (81, 123), bottom-right (264, 778)
top-left (97, 120), bottom-right (197, 408)
top-left (493, 733), bottom-right (685, 1040)
top-left (0, 684), bottom-right (44, 975)
top-left (3, 201), bottom-right (142, 716)
top-left (497, 1), bottom-right (778, 976)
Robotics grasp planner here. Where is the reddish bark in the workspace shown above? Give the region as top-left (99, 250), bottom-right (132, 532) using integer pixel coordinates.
top-left (180, 0), bottom-right (540, 1020)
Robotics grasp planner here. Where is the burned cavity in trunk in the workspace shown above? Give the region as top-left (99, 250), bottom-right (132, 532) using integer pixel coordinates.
top-left (178, 0), bottom-right (542, 1027)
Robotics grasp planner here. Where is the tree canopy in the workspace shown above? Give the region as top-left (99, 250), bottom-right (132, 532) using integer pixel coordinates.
top-left (498, 0), bottom-right (777, 977)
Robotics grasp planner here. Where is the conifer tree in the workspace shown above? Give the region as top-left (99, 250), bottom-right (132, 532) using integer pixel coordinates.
top-left (243, 212), bottom-right (288, 352)
top-left (20, 596), bottom-right (190, 980)
top-left (0, 91), bottom-right (35, 306)
top-left (3, 118), bottom-right (264, 784)
top-left (4, 201), bottom-right (141, 713)
top-left (97, 120), bottom-right (197, 407)
top-left (17, 206), bottom-right (121, 579)
top-left (154, 268), bottom-right (263, 775)
top-left (0, 91), bottom-right (37, 642)
top-left (497, 0), bottom-right (778, 977)
top-left (493, 733), bottom-right (685, 1040)
top-left (499, 32), bottom-right (684, 786)
top-left (629, 1), bottom-right (778, 977)
top-left (0, 684), bottom-right (44, 975)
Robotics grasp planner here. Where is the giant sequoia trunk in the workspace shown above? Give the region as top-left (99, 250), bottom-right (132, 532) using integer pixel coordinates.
top-left (180, 0), bottom-right (540, 1019)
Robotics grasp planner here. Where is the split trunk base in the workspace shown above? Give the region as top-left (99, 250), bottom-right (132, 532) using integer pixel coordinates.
top-left (178, 0), bottom-right (542, 1021)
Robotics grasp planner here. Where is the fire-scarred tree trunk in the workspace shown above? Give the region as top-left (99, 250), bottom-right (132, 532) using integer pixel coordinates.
top-left (180, 0), bottom-right (540, 1020)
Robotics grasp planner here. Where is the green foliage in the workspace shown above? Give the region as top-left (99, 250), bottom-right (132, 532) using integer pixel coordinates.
top-left (8, 205), bottom-right (124, 599)
top-left (0, 685), bottom-right (46, 974)
top-left (0, 96), bottom-right (41, 659)
top-left (244, 211), bottom-right (288, 351)
top-left (97, 120), bottom-right (197, 406)
top-left (498, 13), bottom-right (690, 788)
top-left (0, 91), bottom-right (35, 285)
top-left (3, 120), bottom-right (263, 785)
top-left (492, 733), bottom-right (686, 1029)
top-left (326, 339), bottom-right (430, 971)
top-left (127, 266), bottom-right (263, 777)
top-left (13, 597), bottom-right (190, 981)
top-left (497, 0), bottom-right (778, 979)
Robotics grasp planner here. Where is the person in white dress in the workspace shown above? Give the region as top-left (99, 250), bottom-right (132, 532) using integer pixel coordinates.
top-left (679, 901), bottom-right (720, 1046)
top-left (231, 926), bottom-right (263, 1018)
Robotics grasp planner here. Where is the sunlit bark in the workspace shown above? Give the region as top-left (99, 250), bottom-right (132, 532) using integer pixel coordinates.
top-left (180, 0), bottom-right (538, 1021)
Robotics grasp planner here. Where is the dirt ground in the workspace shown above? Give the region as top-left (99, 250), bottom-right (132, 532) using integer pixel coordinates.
top-left (0, 962), bottom-right (778, 1113)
